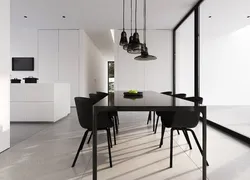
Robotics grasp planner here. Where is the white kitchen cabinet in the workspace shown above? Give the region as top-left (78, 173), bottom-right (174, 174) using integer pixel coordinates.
top-left (38, 29), bottom-right (79, 106)
top-left (38, 30), bottom-right (59, 83)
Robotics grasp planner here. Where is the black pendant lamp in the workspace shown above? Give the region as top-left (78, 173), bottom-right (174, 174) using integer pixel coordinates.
top-left (127, 0), bottom-right (141, 54)
top-left (123, 0), bottom-right (133, 50)
top-left (119, 0), bottom-right (128, 46)
top-left (135, 0), bottom-right (157, 61)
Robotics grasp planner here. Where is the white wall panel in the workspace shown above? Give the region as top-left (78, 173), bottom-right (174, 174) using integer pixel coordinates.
top-left (0, 0), bottom-right (10, 152)
top-left (38, 30), bottom-right (59, 82)
top-left (58, 30), bottom-right (79, 106)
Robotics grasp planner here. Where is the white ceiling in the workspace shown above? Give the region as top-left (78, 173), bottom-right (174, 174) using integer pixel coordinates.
top-left (11, 0), bottom-right (199, 60)
top-left (11, 0), bottom-right (199, 29)
top-left (10, 0), bottom-right (250, 60)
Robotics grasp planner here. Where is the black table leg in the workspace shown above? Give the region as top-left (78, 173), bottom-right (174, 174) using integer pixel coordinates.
top-left (202, 108), bottom-right (207, 180)
top-left (153, 111), bottom-right (156, 131)
top-left (93, 107), bottom-right (98, 180)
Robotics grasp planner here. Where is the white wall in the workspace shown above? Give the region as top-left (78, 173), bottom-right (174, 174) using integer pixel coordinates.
top-left (11, 28), bottom-right (38, 78)
top-left (10, 27), bottom-right (107, 104)
top-left (79, 30), bottom-right (107, 96)
top-left (0, 0), bottom-right (10, 152)
top-left (115, 30), bottom-right (172, 92)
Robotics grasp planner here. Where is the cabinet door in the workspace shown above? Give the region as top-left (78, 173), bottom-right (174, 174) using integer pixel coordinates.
top-left (58, 30), bottom-right (79, 106)
top-left (38, 30), bottom-right (59, 82)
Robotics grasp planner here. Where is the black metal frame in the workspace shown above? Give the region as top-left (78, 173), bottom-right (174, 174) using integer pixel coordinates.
top-left (172, 0), bottom-right (204, 96)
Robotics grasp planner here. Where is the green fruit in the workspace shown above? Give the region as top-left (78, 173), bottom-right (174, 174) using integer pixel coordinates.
top-left (128, 90), bottom-right (138, 94)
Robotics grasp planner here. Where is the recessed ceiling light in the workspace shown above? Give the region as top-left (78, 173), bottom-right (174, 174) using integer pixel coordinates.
top-left (62, 16), bottom-right (66, 19)
top-left (24, 16), bottom-right (28, 18)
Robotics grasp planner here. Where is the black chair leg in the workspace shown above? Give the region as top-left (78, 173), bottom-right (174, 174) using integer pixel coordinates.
top-left (182, 130), bottom-right (192, 150)
top-left (116, 113), bottom-right (120, 125)
top-left (106, 129), bottom-right (113, 168)
top-left (72, 130), bottom-right (89, 167)
top-left (159, 125), bottom-right (166, 148)
top-left (147, 111), bottom-right (151, 125)
top-left (170, 128), bottom-right (174, 168)
top-left (114, 115), bottom-right (119, 134)
top-left (87, 132), bottom-right (93, 144)
top-left (154, 115), bottom-right (160, 134)
top-left (152, 111), bottom-right (155, 131)
top-left (109, 129), bottom-right (113, 148)
top-left (177, 130), bottom-right (180, 135)
top-left (113, 124), bottom-right (117, 145)
top-left (188, 129), bottom-right (209, 166)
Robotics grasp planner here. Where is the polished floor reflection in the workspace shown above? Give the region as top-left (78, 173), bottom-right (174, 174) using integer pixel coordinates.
top-left (0, 109), bottom-right (249, 180)
top-left (10, 122), bottom-right (51, 147)
top-left (208, 106), bottom-right (250, 138)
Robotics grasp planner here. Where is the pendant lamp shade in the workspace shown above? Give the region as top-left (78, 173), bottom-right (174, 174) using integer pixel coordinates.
top-left (127, 0), bottom-right (141, 54)
top-left (134, 44), bottom-right (157, 60)
top-left (119, 0), bottom-right (128, 46)
top-left (135, 0), bottom-right (157, 60)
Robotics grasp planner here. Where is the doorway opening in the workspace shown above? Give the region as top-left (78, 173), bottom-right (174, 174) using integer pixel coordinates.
top-left (108, 61), bottom-right (115, 93)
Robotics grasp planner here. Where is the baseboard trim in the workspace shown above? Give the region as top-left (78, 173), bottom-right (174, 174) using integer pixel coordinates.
top-left (207, 119), bottom-right (250, 146)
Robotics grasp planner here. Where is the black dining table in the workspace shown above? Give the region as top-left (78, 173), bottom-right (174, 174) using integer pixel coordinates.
top-left (92, 91), bottom-right (207, 180)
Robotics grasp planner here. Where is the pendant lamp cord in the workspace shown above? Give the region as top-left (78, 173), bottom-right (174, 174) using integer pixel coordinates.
top-left (130, 0), bottom-right (133, 36)
top-left (123, 0), bottom-right (125, 31)
top-left (144, 0), bottom-right (146, 44)
top-left (135, 0), bottom-right (137, 32)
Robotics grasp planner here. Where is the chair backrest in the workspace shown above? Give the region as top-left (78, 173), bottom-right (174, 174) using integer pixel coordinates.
top-left (185, 96), bottom-right (203, 104)
top-left (173, 93), bottom-right (186, 98)
top-left (74, 97), bottom-right (93, 129)
top-left (160, 110), bottom-right (200, 129)
top-left (75, 97), bottom-right (112, 130)
top-left (89, 93), bottom-right (102, 104)
top-left (171, 110), bottom-right (200, 128)
top-left (161, 91), bottom-right (172, 95)
top-left (96, 91), bottom-right (108, 99)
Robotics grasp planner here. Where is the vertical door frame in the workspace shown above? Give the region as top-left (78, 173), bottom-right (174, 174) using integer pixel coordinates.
top-left (172, 0), bottom-right (204, 97)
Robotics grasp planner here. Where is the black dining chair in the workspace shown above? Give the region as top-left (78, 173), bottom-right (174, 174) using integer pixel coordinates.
top-left (154, 91), bottom-right (177, 134)
top-left (96, 91), bottom-right (109, 99)
top-left (87, 93), bottom-right (118, 145)
top-left (96, 91), bottom-right (120, 133)
top-left (72, 97), bottom-right (114, 168)
top-left (172, 93), bottom-right (187, 98)
top-left (154, 93), bottom-right (187, 134)
top-left (161, 91), bottom-right (172, 95)
top-left (89, 93), bottom-right (101, 103)
top-left (146, 91), bottom-right (172, 129)
top-left (158, 109), bottom-right (209, 168)
top-left (185, 96), bottom-right (203, 104)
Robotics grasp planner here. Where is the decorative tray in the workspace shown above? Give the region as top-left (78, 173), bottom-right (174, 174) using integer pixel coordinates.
top-left (123, 91), bottom-right (143, 98)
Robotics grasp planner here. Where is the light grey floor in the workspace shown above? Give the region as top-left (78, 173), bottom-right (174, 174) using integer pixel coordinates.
top-left (0, 109), bottom-right (249, 180)
top-left (207, 106), bottom-right (250, 138)
top-left (10, 122), bottom-right (51, 147)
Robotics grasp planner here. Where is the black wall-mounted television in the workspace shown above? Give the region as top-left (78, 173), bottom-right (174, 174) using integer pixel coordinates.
top-left (12, 57), bottom-right (34, 71)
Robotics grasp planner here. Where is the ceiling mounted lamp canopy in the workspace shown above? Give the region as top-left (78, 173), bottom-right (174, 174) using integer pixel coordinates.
top-left (119, 0), bottom-right (128, 46)
top-left (127, 0), bottom-right (141, 54)
top-left (135, 0), bottom-right (157, 61)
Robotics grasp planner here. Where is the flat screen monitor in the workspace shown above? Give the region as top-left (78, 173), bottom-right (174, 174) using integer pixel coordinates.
top-left (12, 57), bottom-right (34, 71)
